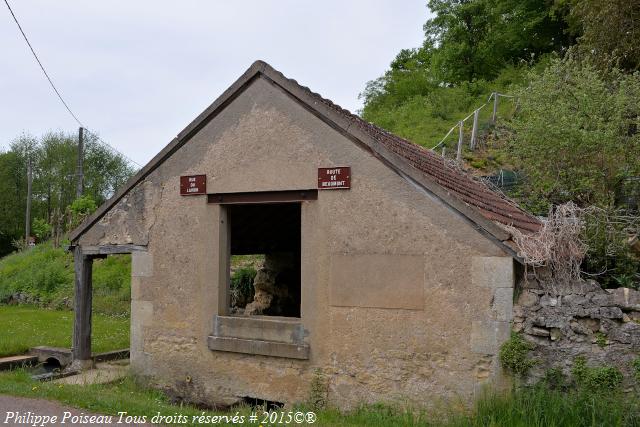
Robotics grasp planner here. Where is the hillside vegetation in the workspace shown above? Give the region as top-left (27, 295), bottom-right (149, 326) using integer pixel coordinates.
top-left (361, 0), bottom-right (640, 288)
top-left (0, 243), bottom-right (131, 316)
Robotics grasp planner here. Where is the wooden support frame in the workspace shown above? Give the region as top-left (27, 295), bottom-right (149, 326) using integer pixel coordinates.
top-left (70, 244), bottom-right (147, 369)
top-left (72, 246), bottom-right (93, 367)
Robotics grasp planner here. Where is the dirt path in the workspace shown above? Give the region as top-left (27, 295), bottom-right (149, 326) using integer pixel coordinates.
top-left (0, 395), bottom-right (145, 426)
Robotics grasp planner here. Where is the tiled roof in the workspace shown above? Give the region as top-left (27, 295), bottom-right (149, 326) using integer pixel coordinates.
top-left (270, 69), bottom-right (542, 234)
top-left (70, 60), bottom-right (540, 245)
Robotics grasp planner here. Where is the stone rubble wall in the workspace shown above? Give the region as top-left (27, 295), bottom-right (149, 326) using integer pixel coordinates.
top-left (513, 274), bottom-right (640, 387)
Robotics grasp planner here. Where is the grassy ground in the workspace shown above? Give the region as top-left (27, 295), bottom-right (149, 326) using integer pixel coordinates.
top-left (0, 305), bottom-right (129, 357)
top-left (0, 369), bottom-right (637, 426)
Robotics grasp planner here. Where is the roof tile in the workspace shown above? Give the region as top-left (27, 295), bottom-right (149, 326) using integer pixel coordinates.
top-left (275, 71), bottom-right (541, 234)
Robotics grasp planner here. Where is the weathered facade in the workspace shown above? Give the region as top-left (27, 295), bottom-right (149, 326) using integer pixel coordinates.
top-left (69, 61), bottom-right (541, 409)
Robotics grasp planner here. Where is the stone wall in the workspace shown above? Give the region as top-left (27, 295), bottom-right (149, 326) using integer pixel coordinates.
top-left (513, 274), bottom-right (640, 388)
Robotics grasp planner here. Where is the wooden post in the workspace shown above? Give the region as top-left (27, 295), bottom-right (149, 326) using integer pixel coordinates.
top-left (456, 121), bottom-right (464, 163)
top-left (76, 127), bottom-right (84, 199)
top-left (492, 92), bottom-right (499, 124)
top-left (72, 246), bottom-right (93, 368)
top-left (25, 158), bottom-right (32, 246)
top-left (470, 109), bottom-right (480, 149)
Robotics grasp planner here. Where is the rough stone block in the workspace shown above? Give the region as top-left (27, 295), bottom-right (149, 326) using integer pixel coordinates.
top-left (531, 327), bottom-right (550, 337)
top-left (517, 290), bottom-right (539, 307)
top-left (471, 257), bottom-right (514, 289)
top-left (564, 294), bottom-right (588, 306)
top-left (597, 307), bottom-right (623, 319)
top-left (470, 320), bottom-right (511, 355)
top-left (132, 251), bottom-right (153, 277)
top-left (609, 287), bottom-right (640, 311)
top-left (492, 288), bottom-right (514, 321)
top-left (540, 295), bottom-right (558, 307)
top-left (591, 294), bottom-right (614, 306)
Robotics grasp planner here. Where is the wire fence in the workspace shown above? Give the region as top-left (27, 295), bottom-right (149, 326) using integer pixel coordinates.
top-left (430, 92), bottom-right (517, 163)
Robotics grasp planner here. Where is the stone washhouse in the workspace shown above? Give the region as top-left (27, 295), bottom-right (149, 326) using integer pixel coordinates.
top-left (68, 61), bottom-right (541, 409)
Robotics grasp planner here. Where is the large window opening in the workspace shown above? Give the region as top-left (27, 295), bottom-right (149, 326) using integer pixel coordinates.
top-left (227, 203), bottom-right (301, 318)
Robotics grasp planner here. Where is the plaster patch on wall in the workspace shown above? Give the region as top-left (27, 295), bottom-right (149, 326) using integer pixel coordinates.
top-left (329, 254), bottom-right (425, 310)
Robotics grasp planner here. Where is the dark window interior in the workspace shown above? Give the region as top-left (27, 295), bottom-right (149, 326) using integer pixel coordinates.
top-left (228, 203), bottom-right (301, 317)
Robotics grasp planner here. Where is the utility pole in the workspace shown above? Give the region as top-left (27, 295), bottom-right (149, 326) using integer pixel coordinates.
top-left (25, 157), bottom-right (32, 246)
top-left (76, 127), bottom-right (84, 198)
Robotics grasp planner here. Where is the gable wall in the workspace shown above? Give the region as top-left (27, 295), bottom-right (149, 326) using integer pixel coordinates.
top-left (79, 76), bottom-right (514, 408)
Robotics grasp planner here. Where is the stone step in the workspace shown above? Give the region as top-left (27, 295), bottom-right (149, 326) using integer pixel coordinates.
top-left (0, 355), bottom-right (38, 370)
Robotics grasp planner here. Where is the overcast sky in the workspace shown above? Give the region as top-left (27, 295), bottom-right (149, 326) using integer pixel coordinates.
top-left (1, 1), bottom-right (429, 165)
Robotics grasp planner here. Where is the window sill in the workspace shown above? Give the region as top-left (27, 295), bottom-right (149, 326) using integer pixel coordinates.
top-left (208, 315), bottom-right (309, 360)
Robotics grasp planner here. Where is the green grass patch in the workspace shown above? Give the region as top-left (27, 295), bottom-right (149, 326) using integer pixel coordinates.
top-left (0, 305), bottom-right (128, 357)
top-left (0, 370), bottom-right (637, 426)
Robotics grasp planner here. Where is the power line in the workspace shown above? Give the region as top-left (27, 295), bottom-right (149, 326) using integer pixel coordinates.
top-left (83, 129), bottom-right (142, 168)
top-left (3, 0), bottom-right (83, 126)
top-left (3, 0), bottom-right (142, 168)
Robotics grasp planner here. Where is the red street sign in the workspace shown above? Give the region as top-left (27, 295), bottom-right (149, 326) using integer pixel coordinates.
top-left (180, 175), bottom-right (206, 195)
top-left (318, 167), bottom-right (350, 190)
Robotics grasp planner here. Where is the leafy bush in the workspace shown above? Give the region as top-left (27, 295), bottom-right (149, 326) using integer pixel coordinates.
top-left (68, 195), bottom-right (97, 228)
top-left (510, 56), bottom-right (640, 211)
top-left (632, 357), bottom-right (640, 383)
top-left (581, 207), bottom-right (639, 289)
top-left (31, 218), bottom-right (51, 241)
top-left (542, 367), bottom-right (567, 390)
top-left (499, 332), bottom-right (536, 377)
top-left (571, 356), bottom-right (623, 392)
top-left (230, 266), bottom-right (256, 308)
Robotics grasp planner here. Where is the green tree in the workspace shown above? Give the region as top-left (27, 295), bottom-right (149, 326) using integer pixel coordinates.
top-left (360, 0), bottom-right (572, 148)
top-left (0, 131), bottom-right (135, 255)
top-left (562, 0), bottom-right (640, 72)
top-left (510, 56), bottom-right (640, 210)
top-left (68, 195), bottom-right (98, 229)
top-left (425, 0), bottom-right (572, 84)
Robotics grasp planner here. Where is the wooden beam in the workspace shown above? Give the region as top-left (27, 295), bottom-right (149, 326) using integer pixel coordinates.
top-left (208, 190), bottom-right (317, 204)
top-left (81, 244), bottom-right (147, 255)
top-left (72, 246), bottom-right (93, 363)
